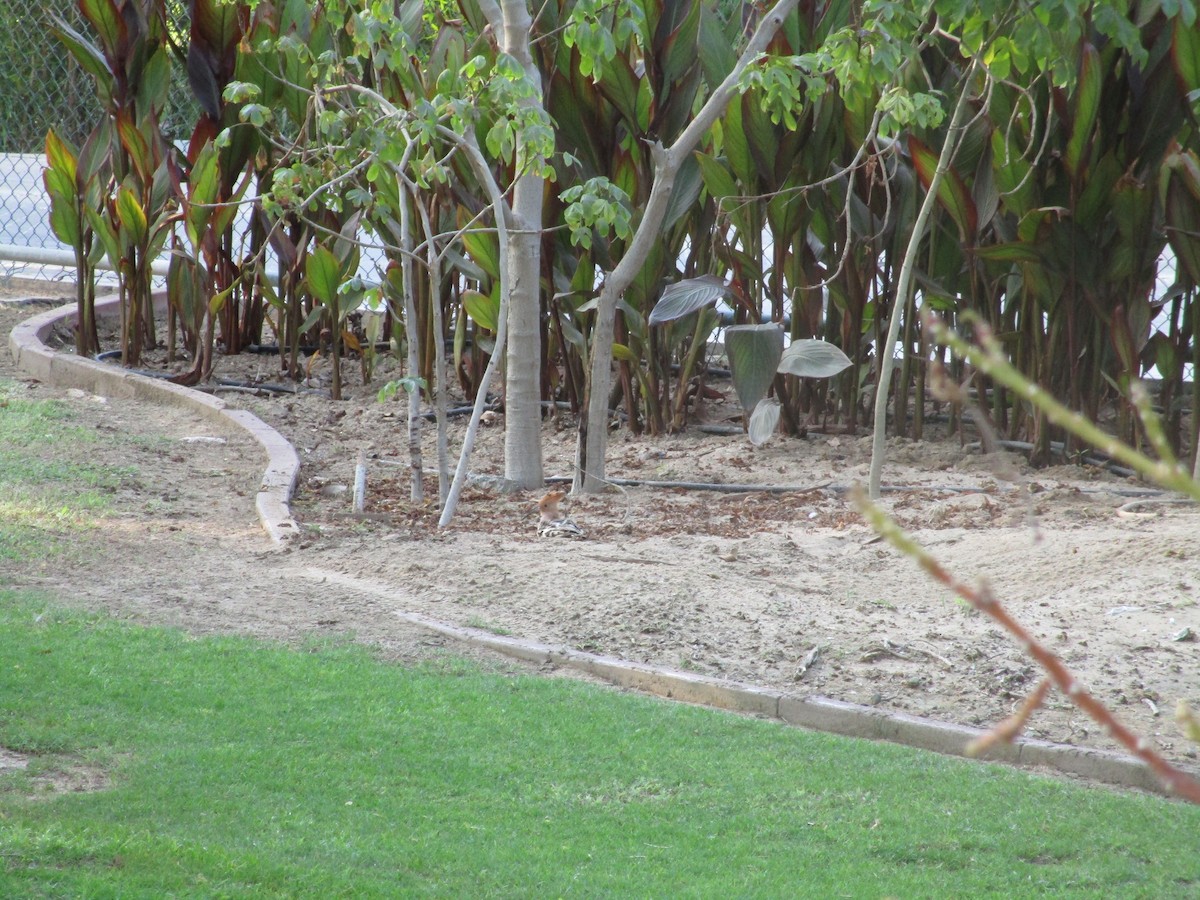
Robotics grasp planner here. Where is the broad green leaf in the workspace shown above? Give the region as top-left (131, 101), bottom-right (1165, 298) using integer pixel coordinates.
top-left (611, 342), bottom-right (639, 363)
top-left (663, 152), bottom-right (703, 230)
top-left (115, 186), bottom-right (148, 246)
top-left (187, 143), bottom-right (220, 248)
top-left (1172, 16), bottom-right (1200, 94)
top-left (210, 172), bottom-right (253, 245)
top-left (168, 252), bottom-right (207, 331)
top-left (697, 4), bottom-right (739, 87)
top-left (648, 275), bottom-right (729, 325)
top-left (50, 17), bottom-right (113, 88)
top-left (42, 167), bottom-right (76, 204)
top-left (658, 0), bottom-right (701, 86)
top-left (597, 54), bottom-right (641, 131)
top-left (137, 46), bottom-right (172, 115)
top-left (1075, 154), bottom-right (1121, 226)
top-left (78, 120), bottom-right (112, 186)
top-left (78, 0), bottom-right (121, 54)
top-left (725, 323), bottom-right (784, 412)
top-left (694, 152), bottom-right (738, 202)
top-left (972, 144), bottom-right (999, 233)
top-left (45, 130), bottom-right (78, 183)
top-left (84, 204), bottom-right (122, 270)
top-left (445, 248), bottom-right (487, 284)
top-left (463, 288), bottom-right (500, 332)
top-left (777, 339), bottom-right (852, 379)
top-left (1064, 44), bottom-right (1100, 179)
top-left (46, 190), bottom-right (81, 246)
top-left (741, 93), bottom-right (780, 183)
top-left (989, 128), bottom-right (1034, 218)
top-left (460, 221), bottom-right (501, 282)
top-left (974, 242), bottom-right (1045, 263)
top-left (748, 398), bottom-right (781, 446)
top-left (117, 114), bottom-right (154, 183)
top-left (721, 96), bottom-right (755, 187)
top-left (306, 245), bottom-right (341, 307)
top-left (192, 0), bottom-right (243, 52)
top-left (299, 303), bottom-right (326, 333)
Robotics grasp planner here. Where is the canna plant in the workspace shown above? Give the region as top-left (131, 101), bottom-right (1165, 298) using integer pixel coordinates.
top-left (52, 0), bottom-right (181, 367)
top-left (43, 125), bottom-right (111, 356)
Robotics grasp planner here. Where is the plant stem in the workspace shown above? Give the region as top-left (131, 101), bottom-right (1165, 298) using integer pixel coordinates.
top-left (869, 60), bottom-right (980, 499)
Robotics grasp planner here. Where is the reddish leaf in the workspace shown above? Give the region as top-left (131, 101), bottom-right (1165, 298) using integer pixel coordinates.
top-left (909, 134), bottom-right (978, 241)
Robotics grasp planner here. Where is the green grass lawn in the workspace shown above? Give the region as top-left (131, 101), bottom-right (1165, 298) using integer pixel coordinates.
top-left (1, 381), bottom-right (1196, 896)
top-left (1, 591), bottom-right (1197, 898)
top-left (0, 381), bottom-right (133, 561)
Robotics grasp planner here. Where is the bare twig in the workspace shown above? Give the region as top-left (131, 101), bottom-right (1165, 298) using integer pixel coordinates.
top-left (855, 487), bottom-right (1200, 804)
top-left (967, 677), bottom-right (1052, 757)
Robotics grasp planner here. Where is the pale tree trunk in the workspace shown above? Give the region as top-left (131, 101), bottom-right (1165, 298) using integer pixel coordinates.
top-left (504, 174), bottom-right (544, 488)
top-left (412, 193), bottom-right (451, 503)
top-left (573, 0), bottom-right (801, 493)
top-left (868, 60), bottom-right (980, 500)
top-left (438, 131), bottom-right (513, 528)
top-left (492, 0), bottom-right (545, 489)
top-left (398, 175), bottom-right (425, 503)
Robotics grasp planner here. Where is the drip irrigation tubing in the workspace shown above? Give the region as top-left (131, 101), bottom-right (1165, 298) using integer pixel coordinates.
top-left (964, 440), bottom-right (1137, 478)
top-left (541, 474), bottom-right (1171, 498)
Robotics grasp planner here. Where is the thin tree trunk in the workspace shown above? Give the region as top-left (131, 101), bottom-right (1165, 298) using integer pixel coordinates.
top-left (438, 130), bottom-right (514, 528)
top-left (399, 177), bottom-right (424, 503)
top-left (868, 60), bottom-right (980, 499)
top-left (413, 191), bottom-right (450, 503)
top-left (573, 0), bottom-right (801, 493)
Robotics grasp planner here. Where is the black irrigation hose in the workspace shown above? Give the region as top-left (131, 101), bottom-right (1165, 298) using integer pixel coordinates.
top-left (244, 342), bottom-right (394, 355)
top-left (207, 379), bottom-right (328, 397)
top-left (965, 440), bottom-right (1137, 478)
top-left (541, 474), bottom-right (1170, 499)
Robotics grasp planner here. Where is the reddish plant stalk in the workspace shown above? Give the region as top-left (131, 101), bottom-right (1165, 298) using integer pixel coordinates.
top-left (856, 490), bottom-right (1200, 804)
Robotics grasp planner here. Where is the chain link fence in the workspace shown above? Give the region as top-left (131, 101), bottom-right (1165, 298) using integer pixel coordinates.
top-left (0, 0), bottom-right (195, 283)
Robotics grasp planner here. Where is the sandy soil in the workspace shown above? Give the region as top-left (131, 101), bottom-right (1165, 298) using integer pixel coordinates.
top-left (4, 284), bottom-right (1199, 776)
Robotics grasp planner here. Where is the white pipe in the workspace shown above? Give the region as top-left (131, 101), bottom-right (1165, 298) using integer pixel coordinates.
top-left (0, 243), bottom-right (172, 277)
top-left (352, 449), bottom-right (367, 514)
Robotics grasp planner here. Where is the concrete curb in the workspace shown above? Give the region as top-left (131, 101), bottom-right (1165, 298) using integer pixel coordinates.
top-left (304, 568), bottom-right (1188, 800)
top-left (7, 293), bottom-right (300, 545)
top-left (7, 295), bottom-right (1189, 799)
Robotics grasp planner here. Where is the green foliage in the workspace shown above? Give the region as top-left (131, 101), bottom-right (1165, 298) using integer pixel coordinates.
top-left (560, 177), bottom-right (634, 250)
top-left (34, 0), bottom-right (1200, 457)
top-left (376, 375), bottom-right (427, 402)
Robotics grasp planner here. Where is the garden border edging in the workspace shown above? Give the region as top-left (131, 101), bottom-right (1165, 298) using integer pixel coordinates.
top-left (7, 296), bottom-right (1187, 801)
top-left (304, 567), bottom-right (1186, 801)
top-left (7, 293), bottom-right (300, 544)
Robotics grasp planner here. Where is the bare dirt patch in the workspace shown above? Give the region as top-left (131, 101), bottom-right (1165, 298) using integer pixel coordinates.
top-left (6, 287), bottom-right (1200, 777)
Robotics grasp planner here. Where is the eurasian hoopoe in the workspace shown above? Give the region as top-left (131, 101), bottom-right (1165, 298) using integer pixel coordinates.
top-left (537, 490), bottom-right (585, 538)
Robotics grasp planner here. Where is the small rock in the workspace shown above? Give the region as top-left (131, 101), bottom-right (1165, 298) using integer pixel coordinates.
top-left (181, 435), bottom-right (227, 445)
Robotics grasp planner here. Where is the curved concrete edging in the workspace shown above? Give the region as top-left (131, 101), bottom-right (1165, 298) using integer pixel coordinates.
top-left (7, 293), bottom-right (300, 545)
top-left (307, 566), bottom-right (1190, 800)
top-left (7, 295), bottom-right (1188, 799)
